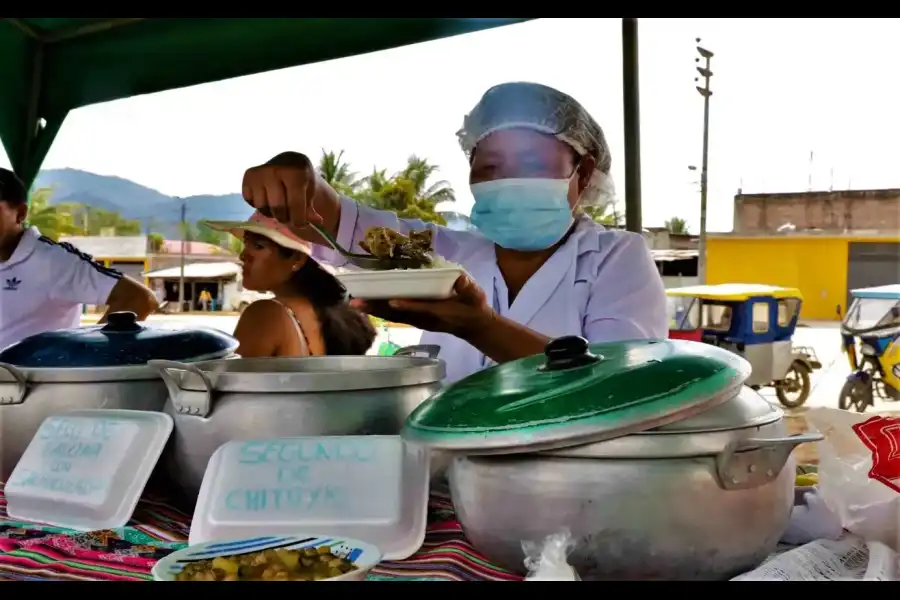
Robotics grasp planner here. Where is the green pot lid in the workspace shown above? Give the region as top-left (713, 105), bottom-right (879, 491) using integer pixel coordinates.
top-left (402, 336), bottom-right (751, 454)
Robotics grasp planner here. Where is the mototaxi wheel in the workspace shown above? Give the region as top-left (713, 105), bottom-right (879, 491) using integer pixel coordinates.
top-left (775, 361), bottom-right (812, 409)
top-left (839, 377), bottom-right (873, 413)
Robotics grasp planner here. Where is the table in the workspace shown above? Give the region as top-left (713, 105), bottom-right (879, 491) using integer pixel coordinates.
top-left (0, 482), bottom-right (522, 582)
top-left (0, 466), bottom-right (818, 581)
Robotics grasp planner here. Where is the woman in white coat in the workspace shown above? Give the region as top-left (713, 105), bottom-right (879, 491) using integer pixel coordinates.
top-left (241, 82), bottom-right (668, 382)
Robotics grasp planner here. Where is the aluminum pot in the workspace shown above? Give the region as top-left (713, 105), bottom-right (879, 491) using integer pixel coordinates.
top-left (402, 337), bottom-right (823, 580)
top-left (447, 387), bottom-right (822, 580)
top-left (0, 312), bottom-right (238, 479)
top-left (148, 344), bottom-right (445, 501)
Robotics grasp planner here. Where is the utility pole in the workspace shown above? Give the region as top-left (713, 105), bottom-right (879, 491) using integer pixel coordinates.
top-left (622, 18), bottom-right (643, 233)
top-left (178, 198), bottom-right (186, 312)
top-left (694, 38), bottom-right (714, 284)
top-left (808, 151), bottom-right (814, 191)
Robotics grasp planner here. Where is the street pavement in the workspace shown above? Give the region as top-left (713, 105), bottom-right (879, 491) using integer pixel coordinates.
top-left (79, 314), bottom-right (899, 415)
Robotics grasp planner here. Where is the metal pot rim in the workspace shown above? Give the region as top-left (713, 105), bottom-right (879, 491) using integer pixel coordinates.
top-left (536, 418), bottom-right (785, 460)
top-left (0, 350), bottom-right (233, 383)
top-left (150, 355), bottom-right (447, 393)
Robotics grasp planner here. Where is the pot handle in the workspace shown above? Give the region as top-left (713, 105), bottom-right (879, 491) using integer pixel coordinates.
top-left (0, 362), bottom-right (27, 405)
top-left (714, 433), bottom-right (824, 491)
top-left (148, 359), bottom-right (215, 418)
top-left (393, 344), bottom-right (441, 359)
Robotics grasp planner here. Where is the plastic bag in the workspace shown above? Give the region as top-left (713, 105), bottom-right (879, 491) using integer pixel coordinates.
top-left (780, 489), bottom-right (844, 545)
top-left (522, 529), bottom-right (581, 581)
top-left (805, 407), bottom-right (900, 551)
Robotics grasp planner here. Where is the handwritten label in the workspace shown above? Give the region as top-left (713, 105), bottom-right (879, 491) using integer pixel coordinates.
top-left (209, 437), bottom-right (403, 522)
top-left (8, 416), bottom-right (138, 506)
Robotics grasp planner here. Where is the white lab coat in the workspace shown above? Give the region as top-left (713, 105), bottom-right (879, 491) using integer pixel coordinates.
top-left (311, 196), bottom-right (668, 383)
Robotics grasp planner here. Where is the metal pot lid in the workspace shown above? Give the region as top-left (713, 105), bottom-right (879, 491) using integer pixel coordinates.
top-left (401, 336), bottom-right (752, 455)
top-left (540, 387), bottom-right (785, 460)
top-left (0, 311), bottom-right (238, 368)
top-left (650, 383), bottom-right (780, 434)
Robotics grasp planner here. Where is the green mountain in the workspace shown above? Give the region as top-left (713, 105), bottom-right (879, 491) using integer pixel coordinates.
top-left (33, 168), bottom-right (253, 239)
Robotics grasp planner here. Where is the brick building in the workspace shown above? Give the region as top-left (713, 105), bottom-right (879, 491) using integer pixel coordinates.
top-left (733, 188), bottom-right (900, 234)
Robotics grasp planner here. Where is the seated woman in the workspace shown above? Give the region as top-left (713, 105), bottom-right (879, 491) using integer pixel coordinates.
top-left (203, 212), bottom-right (376, 357)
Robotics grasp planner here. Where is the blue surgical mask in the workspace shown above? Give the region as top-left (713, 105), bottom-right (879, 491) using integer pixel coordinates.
top-left (470, 177), bottom-right (575, 251)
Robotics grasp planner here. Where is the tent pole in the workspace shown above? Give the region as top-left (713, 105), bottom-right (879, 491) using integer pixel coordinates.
top-left (621, 18), bottom-right (642, 233)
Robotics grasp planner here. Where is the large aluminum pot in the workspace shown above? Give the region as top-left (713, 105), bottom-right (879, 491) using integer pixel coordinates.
top-left (0, 312), bottom-right (238, 479)
top-left (447, 387), bottom-right (822, 580)
top-left (149, 344), bottom-right (445, 501)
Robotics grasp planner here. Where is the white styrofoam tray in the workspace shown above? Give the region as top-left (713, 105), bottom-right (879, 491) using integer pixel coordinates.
top-left (336, 267), bottom-right (463, 300)
top-left (5, 409), bottom-right (173, 531)
top-left (189, 435), bottom-right (430, 561)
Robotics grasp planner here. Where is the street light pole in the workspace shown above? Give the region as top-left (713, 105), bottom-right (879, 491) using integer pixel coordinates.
top-left (695, 39), bottom-right (714, 284)
top-left (178, 198), bottom-right (186, 312)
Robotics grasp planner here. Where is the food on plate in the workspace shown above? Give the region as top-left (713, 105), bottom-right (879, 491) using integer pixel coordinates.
top-left (359, 226), bottom-right (435, 267)
top-left (174, 545), bottom-right (357, 581)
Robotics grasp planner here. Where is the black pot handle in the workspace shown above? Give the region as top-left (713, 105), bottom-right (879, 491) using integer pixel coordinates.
top-left (542, 336), bottom-right (601, 371)
top-left (101, 311), bottom-right (142, 332)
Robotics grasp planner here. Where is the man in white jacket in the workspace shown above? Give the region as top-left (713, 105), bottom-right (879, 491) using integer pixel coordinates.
top-left (0, 168), bottom-right (159, 349)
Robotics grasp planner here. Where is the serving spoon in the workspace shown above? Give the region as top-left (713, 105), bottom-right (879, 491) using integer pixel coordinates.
top-left (309, 222), bottom-right (429, 270)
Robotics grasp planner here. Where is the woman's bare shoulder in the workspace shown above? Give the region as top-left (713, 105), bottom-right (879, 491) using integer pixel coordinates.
top-left (232, 299), bottom-right (294, 358)
top-left (237, 299), bottom-right (289, 325)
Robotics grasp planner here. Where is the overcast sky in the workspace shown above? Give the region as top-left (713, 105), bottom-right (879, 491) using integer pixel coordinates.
top-left (2, 18), bottom-right (898, 233)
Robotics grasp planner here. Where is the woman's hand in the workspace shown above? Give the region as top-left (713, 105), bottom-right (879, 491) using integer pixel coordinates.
top-left (349, 274), bottom-right (495, 338)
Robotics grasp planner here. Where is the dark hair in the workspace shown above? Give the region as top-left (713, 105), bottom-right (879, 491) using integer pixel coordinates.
top-left (276, 245), bottom-right (376, 356)
top-left (0, 169), bottom-right (27, 206)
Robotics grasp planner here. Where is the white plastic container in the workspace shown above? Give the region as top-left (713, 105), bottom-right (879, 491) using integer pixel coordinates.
top-left (189, 435), bottom-right (430, 560)
top-left (336, 267), bottom-right (463, 300)
top-left (5, 409), bottom-right (173, 531)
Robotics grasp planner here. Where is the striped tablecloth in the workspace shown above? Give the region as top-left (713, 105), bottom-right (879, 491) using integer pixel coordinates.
top-left (0, 482), bottom-right (521, 582)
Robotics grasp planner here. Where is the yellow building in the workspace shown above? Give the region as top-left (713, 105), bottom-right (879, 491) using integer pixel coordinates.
top-left (707, 234), bottom-right (900, 321)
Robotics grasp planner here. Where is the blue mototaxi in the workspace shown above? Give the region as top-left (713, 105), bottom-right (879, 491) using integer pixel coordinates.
top-left (666, 284), bottom-right (821, 409)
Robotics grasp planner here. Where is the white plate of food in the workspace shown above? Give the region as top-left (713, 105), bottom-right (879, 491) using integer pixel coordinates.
top-left (336, 227), bottom-right (465, 300)
top-left (152, 534), bottom-right (382, 581)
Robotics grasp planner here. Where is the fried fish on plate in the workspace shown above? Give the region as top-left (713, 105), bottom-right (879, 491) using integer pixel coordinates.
top-left (359, 227), bottom-right (434, 267)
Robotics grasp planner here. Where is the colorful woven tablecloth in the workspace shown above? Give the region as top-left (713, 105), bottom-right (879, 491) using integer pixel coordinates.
top-left (0, 482), bottom-right (521, 582)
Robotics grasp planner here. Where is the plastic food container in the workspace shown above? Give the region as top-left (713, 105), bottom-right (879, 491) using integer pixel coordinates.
top-left (152, 534), bottom-right (382, 581)
top-left (4, 409), bottom-right (174, 531)
top-left (188, 435), bottom-right (429, 561)
top-left (336, 267), bottom-right (464, 300)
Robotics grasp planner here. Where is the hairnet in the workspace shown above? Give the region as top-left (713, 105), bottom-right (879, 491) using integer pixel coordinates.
top-left (456, 82), bottom-right (616, 207)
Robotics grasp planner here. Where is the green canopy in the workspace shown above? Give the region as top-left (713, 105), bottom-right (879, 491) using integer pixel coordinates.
top-left (0, 18), bottom-right (532, 186)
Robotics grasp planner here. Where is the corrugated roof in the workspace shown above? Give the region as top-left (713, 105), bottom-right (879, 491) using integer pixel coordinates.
top-left (159, 240), bottom-right (234, 256)
top-left (58, 235), bottom-right (148, 258)
top-left (651, 249), bottom-right (698, 262)
top-left (144, 261), bottom-right (241, 279)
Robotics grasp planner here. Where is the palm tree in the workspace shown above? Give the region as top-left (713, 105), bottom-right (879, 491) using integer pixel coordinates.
top-left (26, 188), bottom-right (77, 240)
top-left (317, 149), bottom-right (362, 197)
top-left (356, 167), bottom-right (390, 207)
top-left (665, 217), bottom-right (690, 235)
top-left (399, 155), bottom-right (455, 205)
top-left (584, 203), bottom-right (625, 228)
top-left (320, 151), bottom-right (453, 225)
